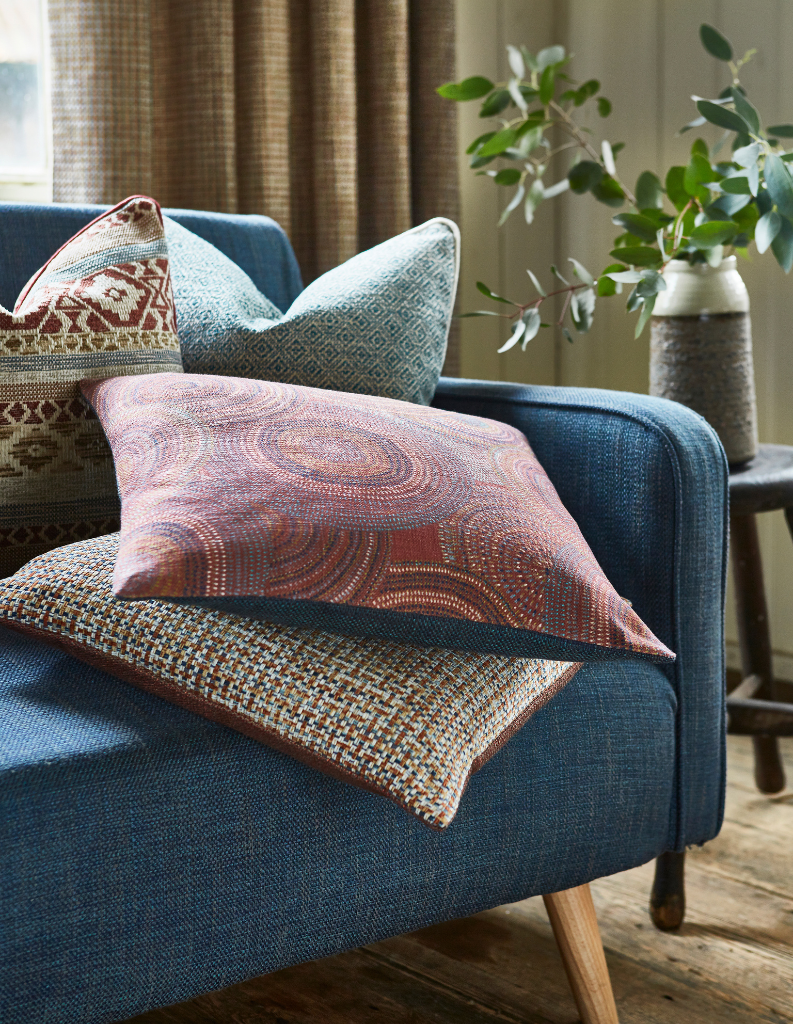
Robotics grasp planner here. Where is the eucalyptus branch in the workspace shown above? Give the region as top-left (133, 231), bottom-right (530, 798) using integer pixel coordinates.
top-left (549, 99), bottom-right (638, 206)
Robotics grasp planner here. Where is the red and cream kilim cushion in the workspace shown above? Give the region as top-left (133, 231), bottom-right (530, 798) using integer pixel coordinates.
top-left (0, 533), bottom-right (582, 829)
top-left (0, 196), bottom-right (182, 576)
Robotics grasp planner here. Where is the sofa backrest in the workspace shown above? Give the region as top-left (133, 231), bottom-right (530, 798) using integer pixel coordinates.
top-left (0, 203), bottom-right (304, 314)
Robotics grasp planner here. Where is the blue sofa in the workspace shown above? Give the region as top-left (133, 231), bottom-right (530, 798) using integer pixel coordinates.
top-left (0, 204), bottom-right (728, 1024)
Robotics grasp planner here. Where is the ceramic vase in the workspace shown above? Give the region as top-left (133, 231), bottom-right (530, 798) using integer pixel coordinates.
top-left (650, 256), bottom-right (757, 466)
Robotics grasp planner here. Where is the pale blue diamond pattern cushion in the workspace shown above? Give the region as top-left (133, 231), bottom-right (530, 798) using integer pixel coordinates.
top-left (165, 217), bottom-right (460, 406)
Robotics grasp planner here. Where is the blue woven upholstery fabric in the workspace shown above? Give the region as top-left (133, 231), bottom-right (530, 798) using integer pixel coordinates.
top-left (0, 204), bottom-right (727, 1024)
top-left (1, 625), bottom-right (676, 1024)
top-left (0, 203), bottom-right (303, 314)
top-left (433, 378), bottom-right (729, 850)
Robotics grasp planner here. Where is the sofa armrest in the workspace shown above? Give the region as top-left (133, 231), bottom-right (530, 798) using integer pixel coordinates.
top-left (433, 377), bottom-right (729, 849)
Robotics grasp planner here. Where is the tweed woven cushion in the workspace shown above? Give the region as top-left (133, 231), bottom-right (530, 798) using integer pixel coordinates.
top-left (82, 373), bottom-right (674, 663)
top-left (0, 534), bottom-right (582, 829)
top-left (164, 216), bottom-right (458, 405)
top-left (0, 195), bottom-right (182, 577)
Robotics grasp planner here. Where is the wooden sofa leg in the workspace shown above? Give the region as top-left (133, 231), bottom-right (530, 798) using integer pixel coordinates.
top-left (649, 850), bottom-right (685, 931)
top-left (543, 884), bottom-right (619, 1024)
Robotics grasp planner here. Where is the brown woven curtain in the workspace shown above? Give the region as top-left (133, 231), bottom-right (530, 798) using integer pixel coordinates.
top-left (49, 0), bottom-right (460, 371)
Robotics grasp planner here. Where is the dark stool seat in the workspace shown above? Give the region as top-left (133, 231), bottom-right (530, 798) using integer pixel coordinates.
top-left (728, 443), bottom-right (793, 793)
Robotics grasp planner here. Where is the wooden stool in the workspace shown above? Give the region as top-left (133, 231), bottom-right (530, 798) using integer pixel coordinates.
top-left (728, 443), bottom-right (793, 793)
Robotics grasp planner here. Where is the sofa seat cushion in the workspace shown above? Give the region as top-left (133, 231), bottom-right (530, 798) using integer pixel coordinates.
top-left (0, 624), bottom-right (676, 1024)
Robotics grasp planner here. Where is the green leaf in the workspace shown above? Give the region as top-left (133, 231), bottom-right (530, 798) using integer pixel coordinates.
top-left (591, 175), bottom-right (625, 207)
top-left (550, 264), bottom-right (570, 285)
top-left (497, 319), bottom-right (526, 354)
top-left (521, 308), bottom-right (542, 349)
top-left (764, 153), bottom-right (793, 218)
top-left (479, 89), bottom-right (511, 117)
top-left (568, 258), bottom-right (595, 286)
top-left (685, 153), bottom-right (715, 192)
top-left (666, 166), bottom-right (689, 211)
top-left (498, 184), bottom-right (525, 226)
top-left (756, 210), bottom-right (781, 254)
top-left (527, 269), bottom-right (547, 297)
top-left (767, 125), bottom-right (793, 138)
top-left (611, 142), bottom-right (625, 160)
top-left (720, 176), bottom-right (752, 194)
top-left (691, 138), bottom-right (709, 159)
top-left (466, 132), bottom-right (495, 155)
top-left (597, 96), bottom-right (612, 117)
top-left (606, 270), bottom-right (644, 283)
top-left (537, 45), bottom-right (565, 72)
top-left (438, 76), bottom-right (495, 102)
top-left (476, 281), bottom-right (515, 304)
top-left (494, 168), bottom-right (522, 186)
top-left (612, 213), bottom-right (659, 243)
top-left (609, 246), bottom-right (662, 267)
top-left (700, 24), bottom-right (733, 61)
top-left (688, 219), bottom-right (739, 248)
top-left (635, 171), bottom-right (663, 210)
top-left (539, 64), bottom-right (556, 105)
top-left (626, 285), bottom-right (643, 312)
top-left (678, 115), bottom-right (707, 134)
top-left (597, 275), bottom-right (617, 296)
top-left (457, 310), bottom-right (506, 317)
top-left (731, 87), bottom-right (760, 135)
top-left (771, 214), bottom-right (793, 271)
top-left (521, 46), bottom-right (538, 72)
top-left (636, 269), bottom-right (667, 298)
top-left (711, 192), bottom-right (753, 216)
top-left (478, 128), bottom-right (518, 157)
top-left (733, 142), bottom-right (761, 168)
top-left (568, 160), bottom-right (603, 194)
top-left (635, 294), bottom-right (657, 338)
top-left (697, 99), bottom-right (751, 134)
top-left (570, 287), bottom-right (596, 333)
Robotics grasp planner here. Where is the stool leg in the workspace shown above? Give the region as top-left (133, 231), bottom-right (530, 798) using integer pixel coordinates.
top-left (730, 513), bottom-right (786, 794)
top-left (649, 850), bottom-right (685, 931)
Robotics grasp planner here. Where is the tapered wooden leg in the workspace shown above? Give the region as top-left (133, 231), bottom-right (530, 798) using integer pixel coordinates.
top-left (649, 850), bottom-right (685, 931)
top-left (543, 884), bottom-right (619, 1024)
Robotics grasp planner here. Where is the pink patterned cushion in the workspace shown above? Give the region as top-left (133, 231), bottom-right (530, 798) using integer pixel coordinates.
top-left (82, 373), bottom-right (674, 663)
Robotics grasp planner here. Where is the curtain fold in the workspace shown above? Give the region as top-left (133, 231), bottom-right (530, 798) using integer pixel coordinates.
top-left (50, 0), bottom-right (459, 372)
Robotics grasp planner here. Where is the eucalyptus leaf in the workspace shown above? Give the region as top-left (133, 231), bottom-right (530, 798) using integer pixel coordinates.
top-left (524, 179), bottom-right (545, 224)
top-left (719, 176), bottom-right (752, 194)
top-left (479, 89), bottom-right (511, 118)
top-left (568, 160), bottom-right (603, 193)
top-left (602, 140), bottom-right (617, 176)
top-left (635, 171), bottom-right (663, 210)
top-left (507, 44), bottom-right (525, 80)
top-left (562, 327), bottom-right (575, 344)
top-left (597, 96), bottom-right (612, 117)
top-left (712, 192), bottom-right (753, 216)
top-left (771, 214), bottom-right (793, 272)
top-left (551, 264), bottom-right (570, 285)
top-left (457, 310), bottom-right (507, 317)
top-left (591, 175), bottom-right (625, 207)
top-left (700, 24), bottom-right (733, 61)
top-left (666, 166), bottom-right (689, 210)
top-left (494, 168), bottom-right (522, 186)
top-left (609, 246), bottom-right (663, 267)
top-left (542, 177), bottom-right (570, 198)
top-left (634, 294), bottom-right (657, 338)
top-left (527, 269), bottom-right (547, 296)
top-left (755, 210), bottom-right (782, 254)
top-left (691, 138), bottom-right (709, 159)
top-left (697, 99), bottom-right (751, 134)
top-left (767, 125), bottom-right (793, 138)
top-left (438, 77), bottom-right (495, 102)
top-left (626, 285), bottom-right (643, 312)
top-left (466, 132), bottom-right (495, 155)
top-left (521, 46), bottom-right (538, 72)
top-left (477, 281), bottom-right (515, 304)
top-left (520, 308), bottom-right (542, 349)
top-left (606, 270), bottom-right (644, 283)
top-left (497, 319), bottom-right (527, 353)
top-left (688, 219), bottom-right (739, 247)
top-left (568, 258), bottom-right (595, 286)
top-left (539, 65), bottom-right (556, 105)
top-left (636, 269), bottom-right (667, 297)
top-left (731, 87), bottom-right (760, 134)
top-left (537, 45), bottom-right (565, 72)
top-left (498, 184), bottom-right (525, 226)
top-left (571, 287), bottom-right (596, 332)
top-left (678, 115), bottom-right (707, 134)
top-left (733, 141), bottom-right (760, 167)
top-left (706, 245), bottom-right (724, 267)
top-left (764, 153), bottom-right (793, 218)
top-left (612, 213), bottom-right (659, 242)
top-left (597, 275), bottom-right (617, 296)
top-left (478, 127), bottom-right (518, 157)
top-left (508, 78), bottom-right (528, 113)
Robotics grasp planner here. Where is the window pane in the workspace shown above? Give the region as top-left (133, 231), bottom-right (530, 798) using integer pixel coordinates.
top-left (0, 0), bottom-right (46, 174)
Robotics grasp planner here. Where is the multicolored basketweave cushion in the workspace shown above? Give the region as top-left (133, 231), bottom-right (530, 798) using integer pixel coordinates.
top-left (0, 195), bottom-right (182, 576)
top-left (164, 216), bottom-right (458, 405)
top-left (82, 372), bottom-right (674, 664)
top-left (0, 533), bottom-right (582, 828)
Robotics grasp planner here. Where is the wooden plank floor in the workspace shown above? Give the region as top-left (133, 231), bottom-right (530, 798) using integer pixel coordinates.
top-left (126, 737), bottom-right (793, 1024)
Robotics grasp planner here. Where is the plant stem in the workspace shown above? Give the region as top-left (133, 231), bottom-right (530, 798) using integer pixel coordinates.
top-left (549, 99), bottom-right (638, 207)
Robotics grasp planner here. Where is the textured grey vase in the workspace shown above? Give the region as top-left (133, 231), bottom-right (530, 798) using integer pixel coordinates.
top-left (650, 257), bottom-right (757, 465)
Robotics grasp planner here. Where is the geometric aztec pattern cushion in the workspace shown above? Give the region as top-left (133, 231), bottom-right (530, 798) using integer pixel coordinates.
top-left (82, 373), bottom-right (674, 664)
top-left (0, 195), bottom-right (182, 577)
top-left (0, 534), bottom-right (582, 828)
top-left (164, 216), bottom-right (458, 406)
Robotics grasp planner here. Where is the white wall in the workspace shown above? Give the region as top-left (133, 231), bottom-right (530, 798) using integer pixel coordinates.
top-left (456, 0), bottom-right (793, 676)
